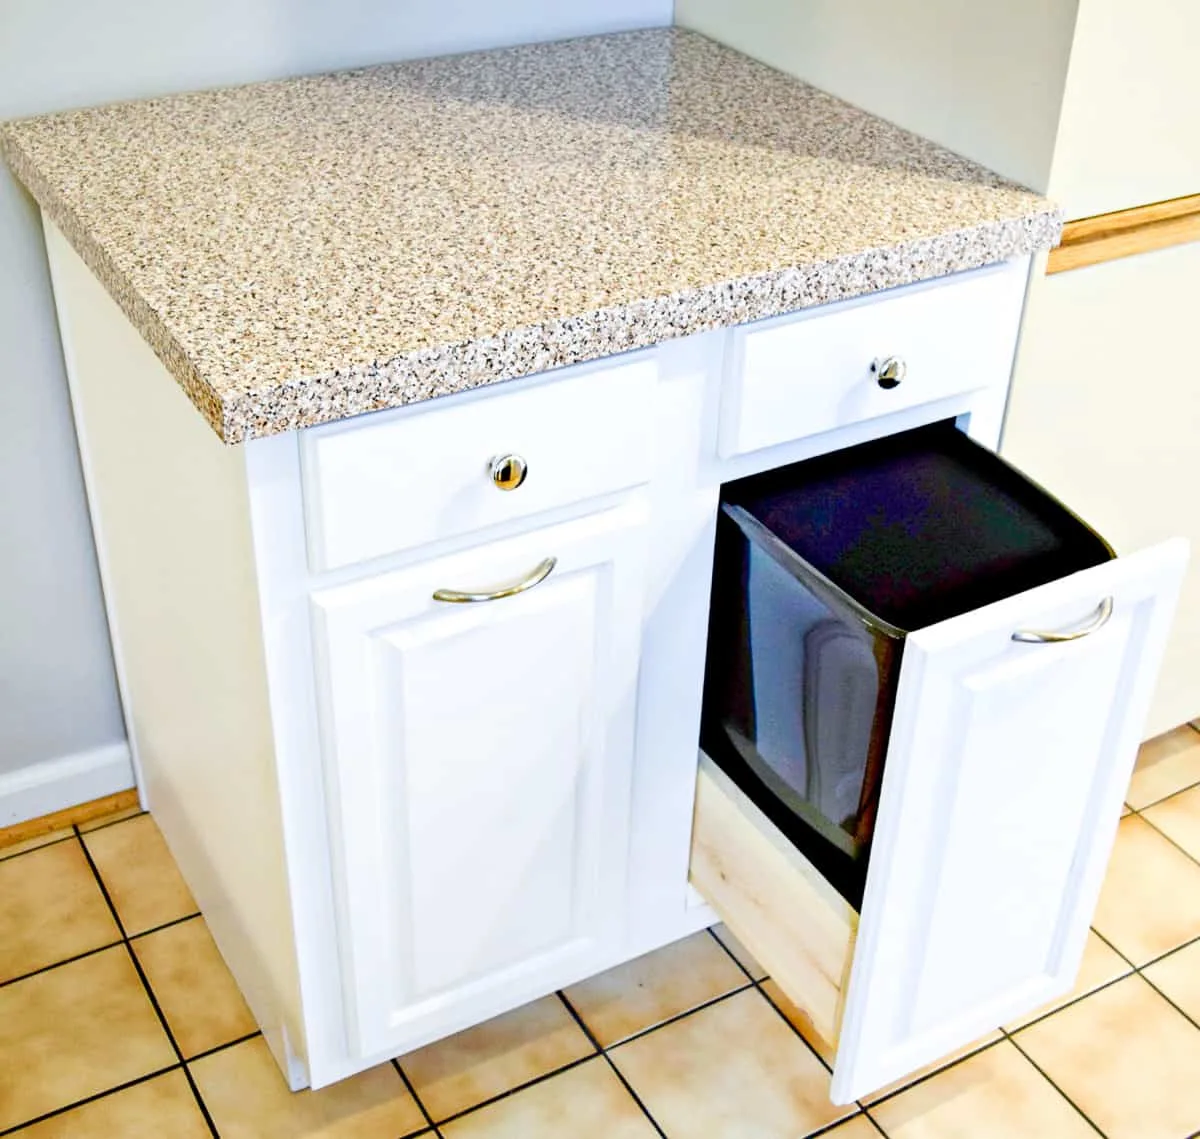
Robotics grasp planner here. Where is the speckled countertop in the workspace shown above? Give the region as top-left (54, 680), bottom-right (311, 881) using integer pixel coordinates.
top-left (1, 28), bottom-right (1060, 443)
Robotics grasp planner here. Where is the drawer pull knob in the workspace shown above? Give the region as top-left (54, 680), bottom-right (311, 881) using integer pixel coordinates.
top-left (433, 557), bottom-right (557, 603)
top-left (1013, 596), bottom-right (1114, 643)
top-left (873, 356), bottom-right (907, 389)
top-left (490, 453), bottom-right (528, 491)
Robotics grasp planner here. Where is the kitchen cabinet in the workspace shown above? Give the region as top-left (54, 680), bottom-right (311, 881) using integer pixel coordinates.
top-left (43, 222), bottom-right (1185, 1101)
top-left (309, 502), bottom-right (650, 1060)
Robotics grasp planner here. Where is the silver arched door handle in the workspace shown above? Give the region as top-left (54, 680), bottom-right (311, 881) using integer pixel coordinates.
top-left (433, 557), bottom-right (557, 603)
top-left (1012, 596), bottom-right (1114, 643)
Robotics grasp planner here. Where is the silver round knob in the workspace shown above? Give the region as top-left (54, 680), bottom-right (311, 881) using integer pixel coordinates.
top-left (489, 454), bottom-right (528, 491)
top-left (873, 356), bottom-right (907, 390)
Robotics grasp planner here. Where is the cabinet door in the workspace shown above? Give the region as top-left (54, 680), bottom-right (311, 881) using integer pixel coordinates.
top-left (310, 501), bottom-right (648, 1059)
top-left (830, 539), bottom-right (1188, 1102)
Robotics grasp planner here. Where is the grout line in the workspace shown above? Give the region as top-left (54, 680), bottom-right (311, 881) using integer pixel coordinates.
top-left (1003, 1032), bottom-right (1105, 1137)
top-left (801, 1112), bottom-right (870, 1138)
top-left (432, 1053), bottom-right (597, 1129)
top-left (595, 980), bottom-right (755, 1052)
top-left (128, 911), bottom-right (204, 941)
top-left (1128, 775), bottom-right (1200, 815)
top-left (392, 1060), bottom-right (443, 1138)
top-left (0, 1064), bottom-right (181, 1136)
top-left (75, 825), bottom-right (220, 1138)
top-left (705, 926), bottom-right (837, 1074)
top-left (0, 938), bottom-right (125, 989)
top-left (862, 1109), bottom-right (889, 1136)
top-left (123, 942), bottom-right (221, 1138)
top-left (1003, 966), bottom-right (1136, 1035)
top-left (706, 925), bottom-right (758, 983)
top-left (1133, 810), bottom-right (1200, 870)
top-left (1090, 925), bottom-right (1137, 969)
top-left (186, 1031), bottom-right (263, 1064)
top-left (1134, 929), bottom-right (1200, 972)
top-left (1136, 968), bottom-right (1200, 1034)
top-left (556, 991), bottom-right (667, 1139)
top-left (861, 1037), bottom-right (1007, 1111)
top-left (75, 809), bottom-right (149, 837)
top-left (0, 831), bottom-right (78, 862)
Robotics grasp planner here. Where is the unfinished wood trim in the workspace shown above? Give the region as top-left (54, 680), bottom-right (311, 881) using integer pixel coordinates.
top-left (0, 788), bottom-right (141, 849)
top-left (1048, 193), bottom-right (1200, 273)
top-left (690, 753), bottom-right (857, 1047)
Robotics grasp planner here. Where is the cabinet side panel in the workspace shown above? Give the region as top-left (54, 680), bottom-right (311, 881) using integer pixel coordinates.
top-left (43, 220), bottom-right (306, 1080)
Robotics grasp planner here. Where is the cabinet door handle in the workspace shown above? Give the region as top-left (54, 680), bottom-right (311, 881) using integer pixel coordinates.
top-left (1012, 596), bottom-right (1114, 643)
top-left (432, 557), bottom-right (557, 603)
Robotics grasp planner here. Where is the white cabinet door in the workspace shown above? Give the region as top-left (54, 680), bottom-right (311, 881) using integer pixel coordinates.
top-left (830, 539), bottom-right (1188, 1102)
top-left (309, 501), bottom-right (648, 1059)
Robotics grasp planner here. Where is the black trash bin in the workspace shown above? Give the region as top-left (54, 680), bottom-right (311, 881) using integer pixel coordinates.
top-left (700, 420), bottom-right (1114, 907)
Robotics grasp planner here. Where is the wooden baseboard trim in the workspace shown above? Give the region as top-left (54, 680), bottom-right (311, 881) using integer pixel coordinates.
top-left (0, 788), bottom-right (141, 850)
top-left (1048, 193), bottom-right (1200, 274)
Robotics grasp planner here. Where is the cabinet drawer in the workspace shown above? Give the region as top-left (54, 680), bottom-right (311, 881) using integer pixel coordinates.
top-left (718, 260), bottom-right (1027, 458)
top-left (692, 539), bottom-right (1187, 1104)
top-left (301, 357), bottom-right (655, 571)
top-left (692, 426), bottom-right (1187, 1102)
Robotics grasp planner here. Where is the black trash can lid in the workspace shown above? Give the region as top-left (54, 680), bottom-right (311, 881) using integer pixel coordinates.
top-left (723, 421), bottom-right (1113, 632)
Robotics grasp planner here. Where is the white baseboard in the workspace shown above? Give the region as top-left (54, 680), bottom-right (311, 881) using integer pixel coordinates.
top-left (0, 742), bottom-right (137, 827)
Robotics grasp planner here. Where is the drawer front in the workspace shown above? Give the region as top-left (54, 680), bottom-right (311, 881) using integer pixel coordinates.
top-left (719, 261), bottom-right (1027, 458)
top-left (691, 539), bottom-right (1187, 1104)
top-left (302, 357), bottom-right (655, 571)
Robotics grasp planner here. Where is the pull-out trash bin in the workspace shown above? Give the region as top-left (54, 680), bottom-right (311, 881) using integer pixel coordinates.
top-left (701, 420), bottom-right (1114, 907)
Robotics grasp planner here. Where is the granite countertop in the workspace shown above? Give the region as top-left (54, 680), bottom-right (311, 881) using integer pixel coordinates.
top-left (1, 28), bottom-right (1060, 443)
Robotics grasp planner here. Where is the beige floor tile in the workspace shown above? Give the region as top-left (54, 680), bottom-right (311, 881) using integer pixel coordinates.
top-left (192, 1036), bottom-right (426, 1138)
top-left (710, 922), bottom-right (769, 980)
top-left (0, 839), bottom-right (121, 983)
top-left (1143, 938), bottom-right (1200, 1023)
top-left (870, 1041), bottom-right (1093, 1139)
top-left (1091, 813), bottom-right (1200, 964)
top-left (441, 1057), bottom-right (656, 1139)
top-left (759, 978), bottom-right (836, 1066)
top-left (1016, 974), bottom-right (1200, 1139)
top-left (0, 945), bottom-right (176, 1131)
top-left (7, 1070), bottom-right (210, 1138)
top-left (132, 916), bottom-right (257, 1058)
top-left (564, 930), bottom-right (749, 1047)
top-left (82, 814), bottom-right (197, 936)
top-left (78, 805), bottom-right (146, 833)
top-left (1127, 725), bottom-right (1200, 809)
top-left (611, 988), bottom-right (852, 1138)
top-left (1142, 782), bottom-right (1200, 862)
top-left (1004, 929), bottom-right (1132, 1030)
top-left (400, 994), bottom-right (593, 1122)
top-left (0, 827), bottom-right (75, 862)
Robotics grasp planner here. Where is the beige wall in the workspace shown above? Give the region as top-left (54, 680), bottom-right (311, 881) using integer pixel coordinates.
top-left (674, 0), bottom-right (1080, 192)
top-left (1003, 243), bottom-right (1200, 735)
top-left (1048, 0), bottom-right (1200, 218)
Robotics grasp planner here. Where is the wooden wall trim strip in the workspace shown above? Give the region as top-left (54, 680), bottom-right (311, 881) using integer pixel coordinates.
top-left (1048, 193), bottom-right (1200, 274)
top-left (0, 788), bottom-right (141, 849)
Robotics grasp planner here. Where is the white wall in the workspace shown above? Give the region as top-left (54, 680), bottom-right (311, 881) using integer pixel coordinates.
top-left (674, 0), bottom-right (1080, 193)
top-left (0, 0), bottom-right (670, 821)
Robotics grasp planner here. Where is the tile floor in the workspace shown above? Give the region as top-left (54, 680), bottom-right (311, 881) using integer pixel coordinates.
top-left (3, 725), bottom-right (1200, 1138)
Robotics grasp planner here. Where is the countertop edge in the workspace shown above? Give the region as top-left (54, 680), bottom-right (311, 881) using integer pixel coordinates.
top-left (2, 127), bottom-right (233, 442)
top-left (217, 208), bottom-right (1061, 443)
top-left (3, 120), bottom-right (1061, 446)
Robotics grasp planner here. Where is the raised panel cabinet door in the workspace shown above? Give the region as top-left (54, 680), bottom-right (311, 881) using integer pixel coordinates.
top-left (829, 539), bottom-right (1188, 1103)
top-left (309, 500), bottom-right (649, 1059)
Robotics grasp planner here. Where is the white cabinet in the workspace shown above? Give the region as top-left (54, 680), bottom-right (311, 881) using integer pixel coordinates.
top-left (309, 500), bottom-right (649, 1058)
top-left (693, 539), bottom-right (1187, 1103)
